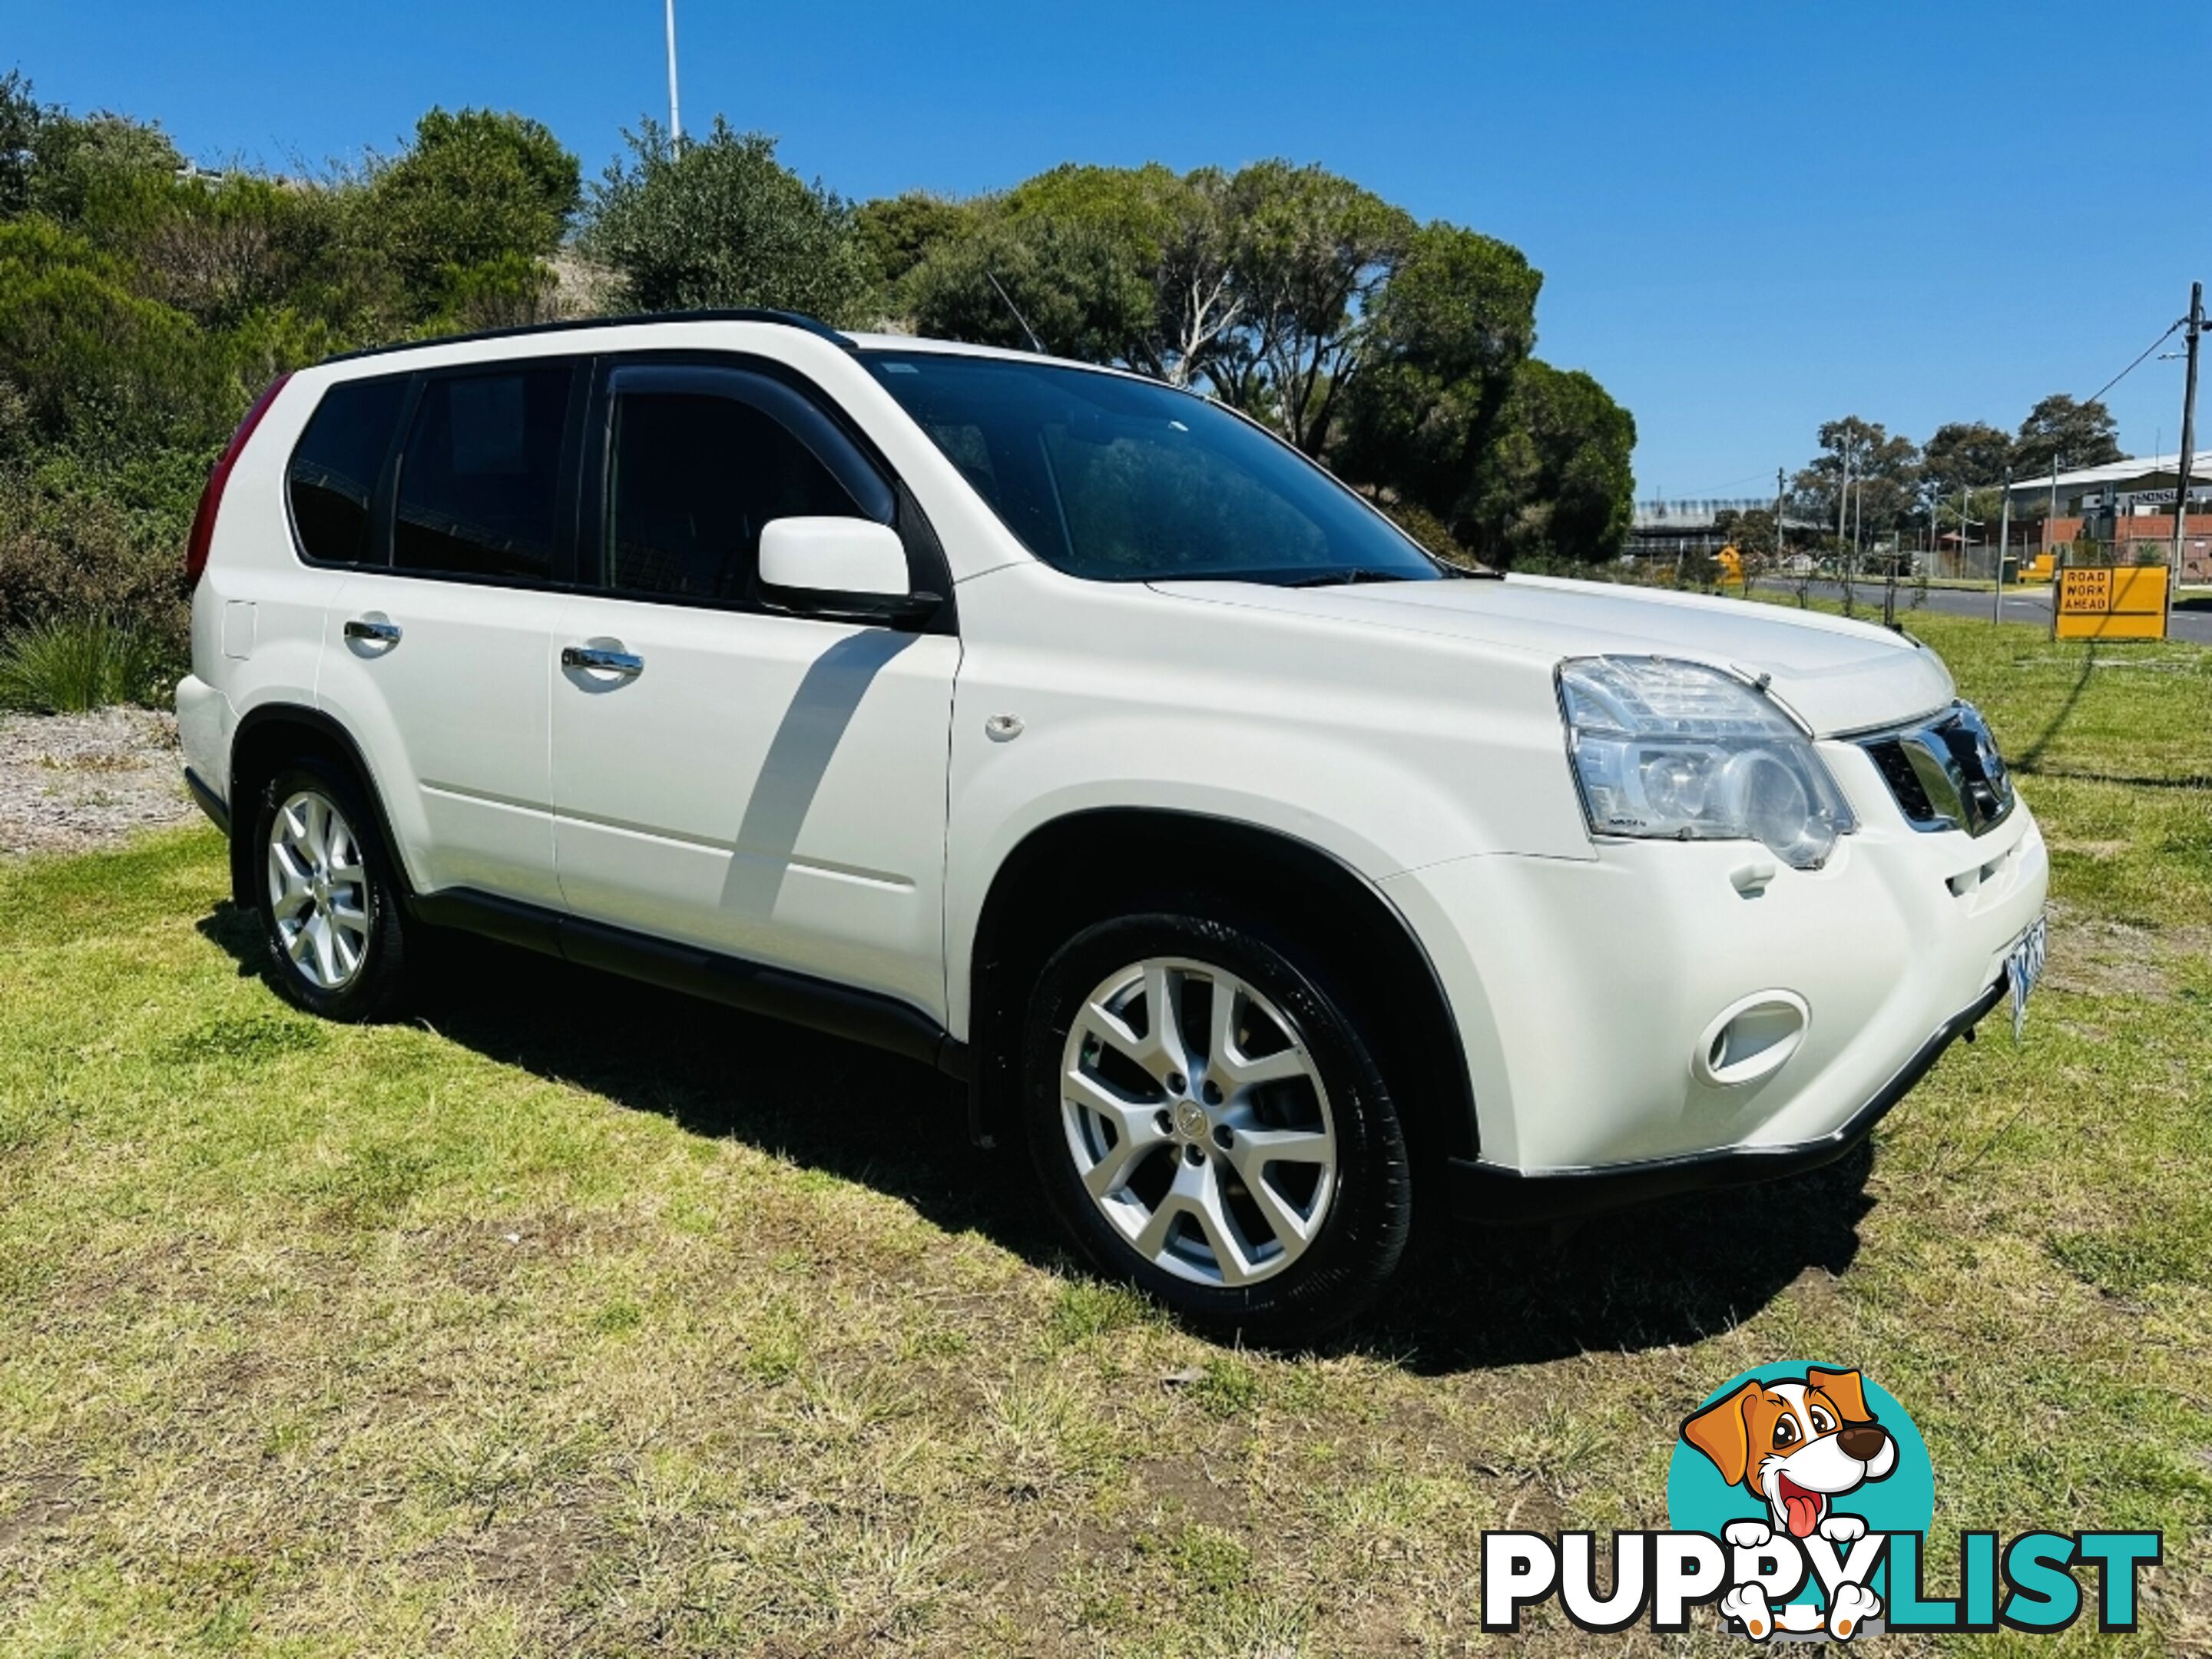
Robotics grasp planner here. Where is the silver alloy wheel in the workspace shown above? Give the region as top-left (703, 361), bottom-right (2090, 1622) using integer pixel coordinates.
top-left (1060, 957), bottom-right (1337, 1287)
top-left (267, 789), bottom-right (371, 991)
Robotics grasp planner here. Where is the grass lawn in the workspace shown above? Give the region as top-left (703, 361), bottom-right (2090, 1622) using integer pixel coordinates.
top-left (2, 611), bottom-right (2208, 1656)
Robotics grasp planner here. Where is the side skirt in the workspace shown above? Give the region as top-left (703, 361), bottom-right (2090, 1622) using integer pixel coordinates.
top-left (408, 888), bottom-right (970, 1081)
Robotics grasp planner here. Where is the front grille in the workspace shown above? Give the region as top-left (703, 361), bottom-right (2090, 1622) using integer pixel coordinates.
top-left (1863, 737), bottom-right (1936, 822)
top-left (1856, 702), bottom-right (2016, 836)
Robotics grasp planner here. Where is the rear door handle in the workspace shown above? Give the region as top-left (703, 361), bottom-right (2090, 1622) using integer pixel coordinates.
top-left (344, 617), bottom-right (401, 644)
top-left (561, 644), bottom-right (644, 676)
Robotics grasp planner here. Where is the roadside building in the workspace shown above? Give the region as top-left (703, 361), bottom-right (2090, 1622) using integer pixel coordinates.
top-left (2001, 452), bottom-right (2212, 580)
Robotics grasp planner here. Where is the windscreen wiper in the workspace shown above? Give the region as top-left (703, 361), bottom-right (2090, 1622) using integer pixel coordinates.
top-left (1281, 568), bottom-right (1416, 588)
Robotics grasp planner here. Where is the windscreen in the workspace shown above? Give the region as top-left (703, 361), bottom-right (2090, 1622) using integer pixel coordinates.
top-left (862, 351), bottom-right (1442, 585)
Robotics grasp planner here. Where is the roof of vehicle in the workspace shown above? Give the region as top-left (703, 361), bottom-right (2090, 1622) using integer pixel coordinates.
top-left (318, 309), bottom-right (1141, 383)
top-left (320, 307), bottom-right (859, 364)
top-left (845, 330), bottom-right (1137, 377)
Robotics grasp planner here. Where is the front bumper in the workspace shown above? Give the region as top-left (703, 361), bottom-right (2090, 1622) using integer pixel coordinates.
top-left (1446, 968), bottom-right (2009, 1223)
top-left (1386, 740), bottom-right (2048, 1202)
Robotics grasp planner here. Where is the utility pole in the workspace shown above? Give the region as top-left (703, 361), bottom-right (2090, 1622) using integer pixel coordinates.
top-left (1883, 483), bottom-right (1900, 629)
top-left (2174, 280), bottom-right (2203, 578)
top-left (1959, 483), bottom-right (1970, 582)
top-left (1836, 442), bottom-right (1851, 549)
top-left (665, 0), bottom-right (683, 145)
top-left (1995, 465), bottom-right (2012, 623)
top-left (1773, 466), bottom-right (1786, 576)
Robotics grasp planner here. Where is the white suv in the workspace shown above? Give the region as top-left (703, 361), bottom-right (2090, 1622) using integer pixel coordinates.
top-left (177, 311), bottom-right (2048, 1339)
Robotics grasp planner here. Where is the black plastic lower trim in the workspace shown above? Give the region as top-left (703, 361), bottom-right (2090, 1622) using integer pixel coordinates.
top-left (1449, 969), bottom-right (2012, 1225)
top-left (409, 887), bottom-right (969, 1079)
top-left (184, 768), bottom-right (230, 836)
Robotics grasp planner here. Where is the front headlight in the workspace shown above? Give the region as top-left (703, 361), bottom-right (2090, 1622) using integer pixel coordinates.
top-left (1557, 656), bottom-right (1856, 869)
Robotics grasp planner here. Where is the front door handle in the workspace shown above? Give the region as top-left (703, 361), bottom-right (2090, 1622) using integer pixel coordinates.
top-left (344, 616), bottom-right (401, 645)
top-left (561, 644), bottom-right (644, 676)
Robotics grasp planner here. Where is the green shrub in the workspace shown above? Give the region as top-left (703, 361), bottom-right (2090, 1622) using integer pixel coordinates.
top-left (0, 463), bottom-right (190, 643)
top-left (583, 119), bottom-right (872, 323)
top-left (366, 108), bottom-right (580, 321)
top-left (0, 218), bottom-right (237, 456)
top-left (0, 613), bottom-right (174, 712)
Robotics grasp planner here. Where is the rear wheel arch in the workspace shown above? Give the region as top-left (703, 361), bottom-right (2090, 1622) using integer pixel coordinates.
top-left (227, 705), bottom-right (412, 911)
top-left (965, 808), bottom-right (1478, 1172)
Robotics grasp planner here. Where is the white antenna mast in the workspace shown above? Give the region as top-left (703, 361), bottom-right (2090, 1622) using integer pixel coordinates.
top-left (664, 0), bottom-right (682, 145)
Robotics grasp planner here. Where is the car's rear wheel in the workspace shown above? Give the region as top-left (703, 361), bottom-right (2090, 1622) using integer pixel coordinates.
top-left (251, 758), bottom-right (410, 1021)
top-left (1022, 910), bottom-right (1411, 1345)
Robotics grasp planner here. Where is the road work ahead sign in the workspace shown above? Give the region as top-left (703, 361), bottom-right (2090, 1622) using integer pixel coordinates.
top-left (2054, 564), bottom-right (2169, 641)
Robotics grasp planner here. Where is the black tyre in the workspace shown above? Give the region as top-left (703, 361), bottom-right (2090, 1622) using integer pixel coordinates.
top-left (250, 757), bottom-right (411, 1022)
top-left (1022, 909), bottom-right (1412, 1345)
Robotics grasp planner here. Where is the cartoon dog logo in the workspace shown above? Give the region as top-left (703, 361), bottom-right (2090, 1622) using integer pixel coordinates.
top-left (1681, 1366), bottom-right (1896, 1639)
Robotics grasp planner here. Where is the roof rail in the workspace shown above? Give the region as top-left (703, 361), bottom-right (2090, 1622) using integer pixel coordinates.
top-left (321, 307), bottom-right (856, 366)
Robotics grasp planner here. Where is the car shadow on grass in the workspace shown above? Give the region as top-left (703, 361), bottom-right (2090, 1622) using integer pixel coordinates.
top-left (200, 902), bottom-right (1874, 1375)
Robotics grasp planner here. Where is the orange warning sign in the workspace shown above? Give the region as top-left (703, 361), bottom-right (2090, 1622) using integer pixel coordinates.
top-left (2053, 565), bottom-right (2168, 641)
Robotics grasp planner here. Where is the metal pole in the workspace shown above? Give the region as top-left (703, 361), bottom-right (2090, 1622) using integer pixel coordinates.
top-left (665, 0), bottom-right (682, 145)
top-left (2046, 455), bottom-right (2058, 555)
top-left (2174, 280), bottom-right (2202, 580)
top-left (1884, 496), bottom-right (1899, 630)
top-left (1836, 441), bottom-right (1851, 548)
top-left (1959, 483), bottom-right (1969, 584)
top-left (1773, 465), bottom-right (1786, 580)
top-left (1995, 465), bottom-right (2012, 622)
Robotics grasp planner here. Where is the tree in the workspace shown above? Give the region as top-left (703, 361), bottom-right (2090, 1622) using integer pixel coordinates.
top-left (902, 164), bottom-right (1250, 389)
top-left (1791, 417), bottom-right (1920, 545)
top-left (903, 205), bottom-right (1154, 364)
top-left (1920, 420), bottom-right (2013, 503)
top-left (1221, 161), bottom-right (1412, 455)
top-left (1934, 485), bottom-right (2008, 535)
top-left (997, 164), bottom-right (1250, 389)
top-left (583, 119), bottom-right (871, 324)
top-left (0, 88), bottom-right (187, 232)
top-left (366, 107), bottom-right (578, 320)
top-left (1332, 221), bottom-right (1541, 543)
top-left (888, 160), bottom-right (1633, 556)
top-left (853, 190), bottom-right (977, 303)
top-left (2011, 392), bottom-right (2121, 480)
top-left (1714, 505), bottom-right (1780, 589)
top-left (1462, 359), bottom-right (1636, 567)
top-left (0, 68), bottom-right (44, 217)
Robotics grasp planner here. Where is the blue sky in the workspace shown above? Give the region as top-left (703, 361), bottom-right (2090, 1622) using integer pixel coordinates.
top-left (10, 1), bottom-right (2210, 497)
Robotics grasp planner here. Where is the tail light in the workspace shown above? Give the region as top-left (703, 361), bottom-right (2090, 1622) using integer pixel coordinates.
top-left (185, 371), bottom-right (293, 589)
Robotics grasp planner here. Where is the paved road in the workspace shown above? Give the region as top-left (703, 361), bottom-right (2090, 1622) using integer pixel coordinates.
top-left (1787, 581), bottom-right (2212, 645)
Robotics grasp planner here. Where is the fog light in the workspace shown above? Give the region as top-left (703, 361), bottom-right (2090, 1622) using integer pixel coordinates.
top-left (1693, 991), bottom-right (1810, 1087)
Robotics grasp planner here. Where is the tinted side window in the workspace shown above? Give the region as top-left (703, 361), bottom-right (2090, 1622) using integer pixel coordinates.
top-left (605, 391), bottom-right (867, 602)
top-left (287, 376), bottom-right (407, 566)
top-left (394, 367), bottom-right (571, 581)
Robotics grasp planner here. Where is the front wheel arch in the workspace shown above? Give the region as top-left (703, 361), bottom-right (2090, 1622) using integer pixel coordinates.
top-left (965, 808), bottom-right (1478, 1179)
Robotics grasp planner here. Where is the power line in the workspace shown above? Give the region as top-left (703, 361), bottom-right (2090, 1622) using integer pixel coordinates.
top-left (2081, 317), bottom-right (2184, 409)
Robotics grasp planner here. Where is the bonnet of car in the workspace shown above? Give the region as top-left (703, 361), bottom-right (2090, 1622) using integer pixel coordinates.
top-left (1146, 573), bottom-right (1957, 739)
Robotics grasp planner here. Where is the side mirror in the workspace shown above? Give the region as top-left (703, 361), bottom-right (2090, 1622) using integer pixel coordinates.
top-left (758, 516), bottom-right (942, 630)
top-left (759, 516), bottom-right (909, 598)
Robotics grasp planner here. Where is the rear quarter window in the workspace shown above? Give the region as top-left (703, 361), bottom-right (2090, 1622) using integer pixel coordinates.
top-left (286, 376), bottom-right (409, 566)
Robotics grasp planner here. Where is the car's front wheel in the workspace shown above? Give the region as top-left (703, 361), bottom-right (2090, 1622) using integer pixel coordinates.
top-left (1022, 910), bottom-right (1412, 1344)
top-left (250, 758), bottom-right (411, 1021)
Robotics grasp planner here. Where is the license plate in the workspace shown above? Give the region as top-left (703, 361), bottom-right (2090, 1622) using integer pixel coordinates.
top-left (2007, 914), bottom-right (2048, 1041)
